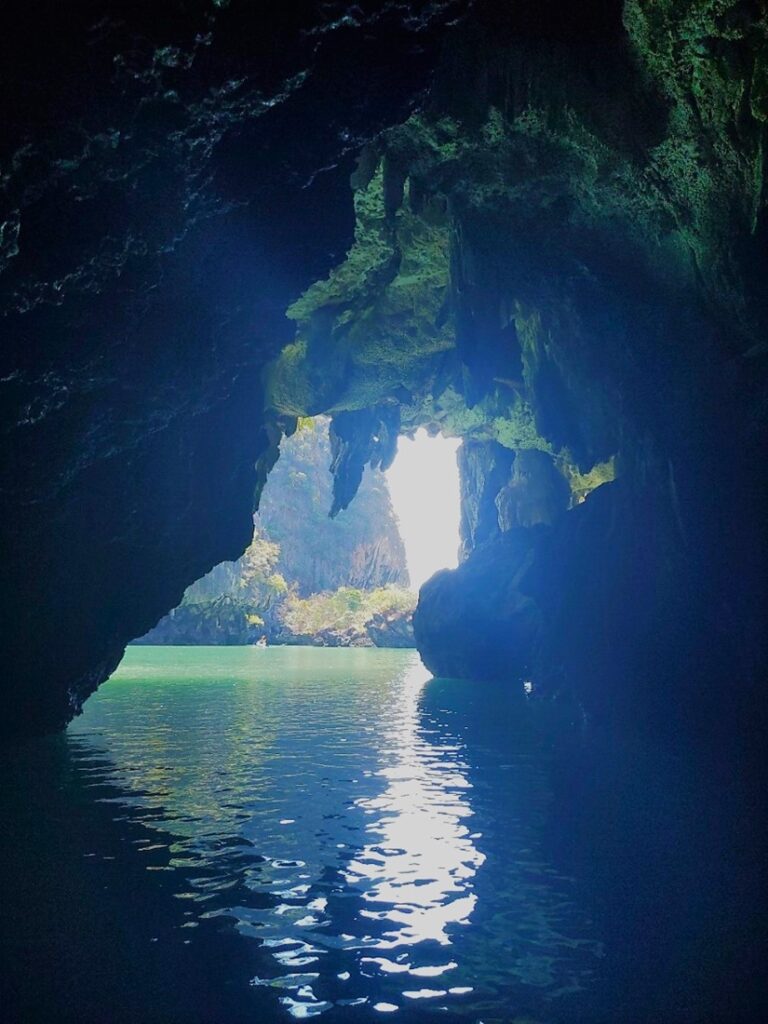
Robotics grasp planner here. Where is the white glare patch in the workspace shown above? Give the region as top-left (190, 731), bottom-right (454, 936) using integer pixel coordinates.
top-left (386, 429), bottom-right (461, 591)
top-left (523, 680), bottom-right (534, 695)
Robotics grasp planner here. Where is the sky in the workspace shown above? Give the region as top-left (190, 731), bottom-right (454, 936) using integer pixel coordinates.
top-left (385, 429), bottom-right (462, 591)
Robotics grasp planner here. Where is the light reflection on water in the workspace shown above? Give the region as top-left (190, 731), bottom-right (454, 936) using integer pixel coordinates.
top-left (345, 659), bottom-right (484, 948)
top-left (65, 646), bottom-right (603, 1021)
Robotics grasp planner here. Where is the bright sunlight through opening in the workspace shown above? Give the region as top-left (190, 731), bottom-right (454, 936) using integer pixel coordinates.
top-left (386, 429), bottom-right (462, 591)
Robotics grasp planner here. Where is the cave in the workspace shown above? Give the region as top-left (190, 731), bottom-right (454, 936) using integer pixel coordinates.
top-left (2, 1), bottom-right (767, 1022)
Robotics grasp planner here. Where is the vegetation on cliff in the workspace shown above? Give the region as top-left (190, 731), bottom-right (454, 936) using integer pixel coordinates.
top-left (137, 418), bottom-right (413, 646)
top-left (281, 585), bottom-right (416, 648)
top-left (265, 0), bottom-right (766, 507)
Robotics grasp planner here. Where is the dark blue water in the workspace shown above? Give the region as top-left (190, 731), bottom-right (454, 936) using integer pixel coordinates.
top-left (2, 647), bottom-right (765, 1023)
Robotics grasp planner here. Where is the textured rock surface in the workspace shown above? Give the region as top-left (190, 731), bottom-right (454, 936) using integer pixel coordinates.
top-left (414, 529), bottom-right (542, 683)
top-left (135, 417), bottom-right (408, 644)
top-left (2, 0), bottom-right (767, 740)
top-left (269, 0), bottom-right (768, 740)
top-left (457, 441), bottom-right (515, 559)
top-left (366, 608), bottom-right (415, 648)
top-left (0, 1), bottom-right (466, 735)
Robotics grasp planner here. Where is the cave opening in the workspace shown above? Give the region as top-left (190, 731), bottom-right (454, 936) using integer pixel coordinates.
top-left (127, 420), bottom-right (464, 651)
top-left (385, 428), bottom-right (462, 590)
top-left (131, 417), bottom-right (463, 651)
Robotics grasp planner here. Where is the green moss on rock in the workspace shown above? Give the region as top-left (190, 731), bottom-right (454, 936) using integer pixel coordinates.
top-left (269, 162), bottom-right (455, 418)
top-left (265, 2), bottom-right (767, 504)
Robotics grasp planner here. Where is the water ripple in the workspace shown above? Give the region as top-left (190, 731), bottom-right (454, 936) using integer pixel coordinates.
top-left (65, 646), bottom-right (603, 1021)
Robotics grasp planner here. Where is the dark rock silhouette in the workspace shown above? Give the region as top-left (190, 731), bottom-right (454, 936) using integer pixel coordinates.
top-left (1, 0), bottom-right (767, 764)
top-left (0, 0), bottom-right (462, 734)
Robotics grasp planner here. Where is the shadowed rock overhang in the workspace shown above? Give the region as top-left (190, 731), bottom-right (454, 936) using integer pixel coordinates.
top-left (1, 0), bottom-right (766, 741)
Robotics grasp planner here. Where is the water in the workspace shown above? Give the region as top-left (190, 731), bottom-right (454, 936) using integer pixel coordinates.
top-left (2, 647), bottom-right (765, 1023)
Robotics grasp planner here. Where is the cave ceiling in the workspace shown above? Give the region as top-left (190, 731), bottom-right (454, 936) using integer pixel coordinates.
top-left (265, 0), bottom-right (768, 511)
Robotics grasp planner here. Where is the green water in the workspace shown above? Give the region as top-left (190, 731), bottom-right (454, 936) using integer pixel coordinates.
top-left (3, 646), bottom-right (764, 1023)
top-left (2, 646), bottom-right (603, 1022)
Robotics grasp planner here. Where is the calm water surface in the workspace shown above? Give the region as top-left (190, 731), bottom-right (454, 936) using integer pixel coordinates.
top-left (2, 647), bottom-right (606, 1022)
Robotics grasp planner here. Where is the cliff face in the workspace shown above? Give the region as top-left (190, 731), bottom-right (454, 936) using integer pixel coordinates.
top-left (137, 417), bottom-right (409, 644)
top-left (256, 418), bottom-right (408, 597)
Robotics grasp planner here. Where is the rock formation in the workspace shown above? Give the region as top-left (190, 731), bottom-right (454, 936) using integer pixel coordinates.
top-left (256, 418), bottom-right (407, 597)
top-left (1, 0), bottom-right (766, 749)
top-left (136, 417), bottom-right (409, 644)
top-left (0, 0), bottom-right (462, 735)
top-left (266, 0), bottom-right (768, 746)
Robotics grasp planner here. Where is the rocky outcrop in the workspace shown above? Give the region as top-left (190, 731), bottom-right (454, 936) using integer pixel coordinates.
top-left (415, 446), bottom-right (571, 682)
top-left (414, 529), bottom-right (541, 682)
top-left (367, 607), bottom-right (415, 648)
top-left (284, 606), bottom-right (414, 649)
top-left (136, 417), bottom-right (409, 644)
top-left (417, 450), bottom-right (767, 745)
top-left (277, 585), bottom-right (415, 648)
top-left (267, 0), bottom-right (768, 742)
top-left (0, 1), bottom-right (464, 735)
top-left (138, 596), bottom-right (272, 646)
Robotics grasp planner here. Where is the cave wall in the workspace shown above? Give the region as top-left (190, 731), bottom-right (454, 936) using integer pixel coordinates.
top-left (416, 0), bottom-right (768, 738)
top-left (2, 0), bottom-right (767, 738)
top-left (267, 0), bottom-right (768, 740)
top-left (0, 0), bottom-right (469, 736)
